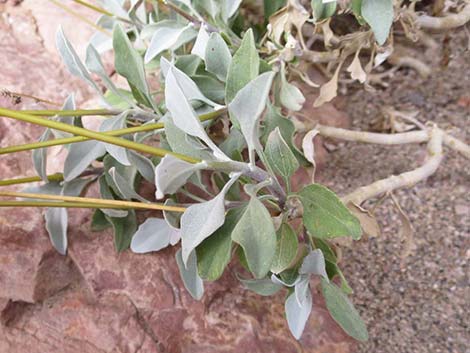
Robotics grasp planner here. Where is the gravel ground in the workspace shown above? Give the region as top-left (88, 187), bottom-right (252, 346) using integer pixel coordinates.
top-left (316, 29), bottom-right (469, 353)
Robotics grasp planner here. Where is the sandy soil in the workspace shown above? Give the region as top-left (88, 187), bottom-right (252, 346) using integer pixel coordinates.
top-left (317, 29), bottom-right (469, 353)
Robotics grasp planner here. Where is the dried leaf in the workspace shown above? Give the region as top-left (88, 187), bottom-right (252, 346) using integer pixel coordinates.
top-left (313, 64), bottom-right (341, 107)
top-left (347, 49), bottom-right (367, 83)
top-left (269, 0), bottom-right (309, 43)
top-left (346, 202), bottom-right (380, 238)
top-left (301, 129), bottom-right (319, 165)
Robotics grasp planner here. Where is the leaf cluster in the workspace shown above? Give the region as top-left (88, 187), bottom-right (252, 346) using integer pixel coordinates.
top-left (13, 0), bottom-right (405, 341)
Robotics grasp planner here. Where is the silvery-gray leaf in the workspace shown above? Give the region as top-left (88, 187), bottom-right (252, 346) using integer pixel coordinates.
top-left (191, 74), bottom-right (226, 102)
top-left (191, 26), bottom-right (209, 60)
top-left (22, 183), bottom-right (62, 196)
top-left (294, 276), bottom-right (310, 306)
top-left (271, 273), bottom-right (301, 288)
top-left (154, 154), bottom-right (206, 199)
top-left (184, 133), bottom-right (208, 151)
top-left (170, 230), bottom-right (181, 245)
top-left (225, 29), bottom-right (259, 103)
top-left (131, 218), bottom-right (180, 253)
top-left (107, 209), bottom-right (137, 252)
top-left (32, 129), bottom-right (51, 181)
top-left (141, 20), bottom-right (181, 39)
top-left (45, 207), bottom-right (68, 255)
top-left (168, 25), bottom-right (197, 52)
top-left (62, 178), bottom-right (92, 197)
top-left (160, 57), bottom-right (219, 107)
top-left (43, 177), bottom-right (92, 255)
top-left (174, 54), bottom-right (202, 76)
top-left (224, 0), bottom-right (242, 19)
top-left (264, 127), bottom-right (300, 180)
top-left (98, 176), bottom-right (128, 218)
top-left (280, 78), bottom-right (305, 111)
top-left (163, 199), bottom-right (182, 230)
top-left (86, 44), bottom-right (134, 108)
top-left (220, 128), bottom-right (246, 158)
top-left (228, 72), bottom-right (275, 161)
top-left (128, 151), bottom-right (155, 182)
top-left (180, 174), bottom-right (240, 265)
top-left (361, 0), bottom-right (393, 45)
top-left (270, 222), bottom-right (299, 274)
top-left (173, 0), bottom-right (200, 16)
top-left (285, 288), bottom-right (312, 340)
top-left (231, 195), bottom-right (277, 278)
top-left (133, 118), bottom-right (164, 142)
top-left (64, 140), bottom-right (106, 181)
top-left (89, 31), bottom-right (114, 53)
top-left (56, 27), bottom-right (100, 92)
top-left (108, 167), bottom-right (148, 202)
top-left (100, 112), bottom-right (131, 166)
top-left (180, 195), bottom-right (225, 265)
top-left (173, 0), bottom-right (191, 6)
top-left (101, 207), bottom-right (128, 218)
top-left (164, 115), bottom-right (214, 160)
top-left (144, 24), bottom-right (193, 63)
top-left (198, 0), bottom-right (220, 18)
top-left (165, 66), bottom-right (228, 160)
top-left (97, 0), bottom-right (130, 19)
top-left (103, 154), bottom-right (138, 195)
top-left (176, 249), bottom-right (204, 300)
top-left (321, 279), bottom-right (369, 341)
top-left (299, 249), bottom-right (329, 281)
top-left (205, 32), bottom-right (232, 82)
top-left (52, 94), bottom-right (75, 139)
top-left (113, 24), bottom-right (157, 111)
top-left (240, 277), bottom-right (283, 296)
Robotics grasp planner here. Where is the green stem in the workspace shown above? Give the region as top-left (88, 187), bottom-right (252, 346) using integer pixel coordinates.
top-left (0, 173), bottom-right (64, 187)
top-left (0, 109), bottom-right (225, 155)
top-left (0, 200), bottom-right (185, 211)
top-left (20, 109), bottom-right (120, 117)
top-left (0, 201), bottom-right (123, 209)
top-left (0, 190), bottom-right (187, 212)
top-left (71, 0), bottom-right (113, 17)
top-left (0, 107), bottom-right (200, 163)
top-left (48, 0), bottom-right (112, 36)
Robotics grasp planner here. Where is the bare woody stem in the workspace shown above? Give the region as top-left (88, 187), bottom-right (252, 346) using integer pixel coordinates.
top-left (341, 127), bottom-right (444, 205)
top-left (0, 108), bottom-right (225, 155)
top-left (416, 4), bottom-right (470, 30)
top-left (316, 125), bottom-right (470, 158)
top-left (0, 191), bottom-right (187, 213)
top-left (311, 124), bottom-right (469, 204)
top-left (0, 108), bottom-right (199, 163)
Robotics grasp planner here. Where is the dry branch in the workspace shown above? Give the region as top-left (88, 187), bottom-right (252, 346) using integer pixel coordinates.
top-left (341, 127), bottom-right (444, 205)
top-left (417, 4), bottom-right (470, 30)
top-left (312, 124), bottom-right (469, 205)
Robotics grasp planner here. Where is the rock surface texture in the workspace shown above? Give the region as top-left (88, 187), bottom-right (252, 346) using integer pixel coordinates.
top-left (0, 1), bottom-right (354, 352)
